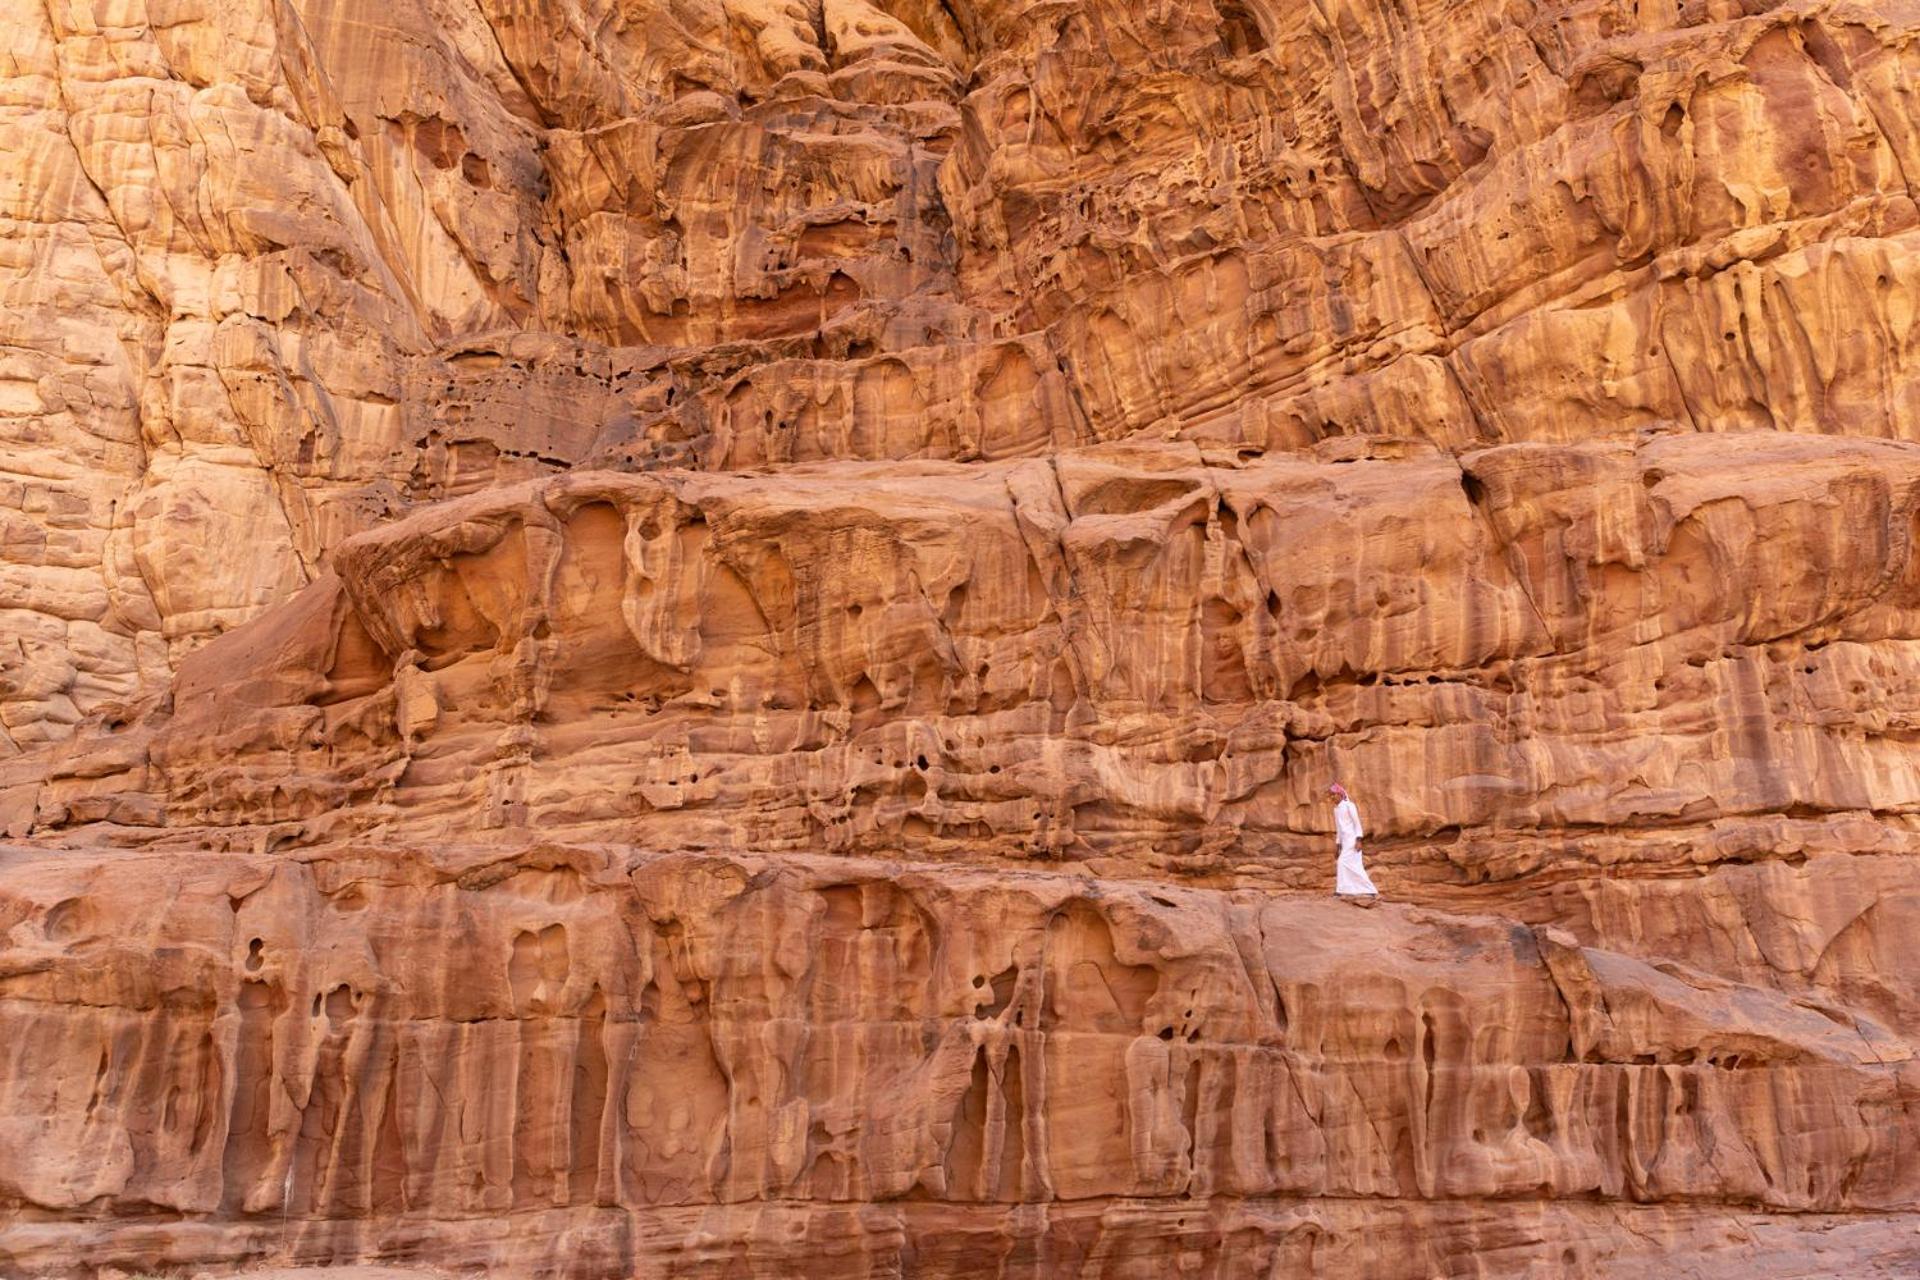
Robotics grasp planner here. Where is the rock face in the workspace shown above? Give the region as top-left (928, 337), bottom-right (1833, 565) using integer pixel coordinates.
top-left (3, 0), bottom-right (1920, 1275)
top-left (4, 843), bottom-right (1920, 1278)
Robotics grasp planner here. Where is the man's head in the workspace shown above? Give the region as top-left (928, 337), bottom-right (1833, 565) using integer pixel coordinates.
top-left (1328, 782), bottom-right (1347, 800)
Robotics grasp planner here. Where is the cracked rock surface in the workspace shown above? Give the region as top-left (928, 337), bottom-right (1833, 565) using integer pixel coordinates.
top-left (2, 0), bottom-right (1920, 1274)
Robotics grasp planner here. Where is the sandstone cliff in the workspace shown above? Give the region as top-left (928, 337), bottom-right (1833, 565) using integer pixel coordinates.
top-left (3, 0), bottom-right (1920, 1274)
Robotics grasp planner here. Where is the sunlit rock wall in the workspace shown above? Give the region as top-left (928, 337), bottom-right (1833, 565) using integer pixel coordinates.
top-left (2, 844), bottom-right (1917, 1276)
top-left (3, 0), bottom-right (1920, 1274)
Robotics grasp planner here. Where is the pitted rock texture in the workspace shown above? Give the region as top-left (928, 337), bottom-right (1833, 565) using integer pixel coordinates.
top-left (1, 844), bottom-right (1919, 1278)
top-left (3, 0), bottom-right (1920, 1275)
top-left (22, 430), bottom-right (1920, 872)
top-left (5, 0), bottom-right (1920, 759)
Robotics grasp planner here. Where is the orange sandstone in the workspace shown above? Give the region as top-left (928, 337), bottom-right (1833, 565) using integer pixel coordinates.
top-left (2, 0), bottom-right (1920, 1274)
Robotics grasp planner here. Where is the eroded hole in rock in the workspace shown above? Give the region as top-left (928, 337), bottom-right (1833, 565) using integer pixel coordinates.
top-left (412, 116), bottom-right (466, 169)
top-left (1213, 0), bottom-right (1269, 54)
top-left (42, 898), bottom-right (89, 942)
top-left (1523, 1069), bottom-right (1555, 1141)
top-left (982, 965), bottom-right (1019, 1018)
top-left (509, 924), bottom-right (570, 1013)
top-left (322, 985), bottom-right (356, 1026)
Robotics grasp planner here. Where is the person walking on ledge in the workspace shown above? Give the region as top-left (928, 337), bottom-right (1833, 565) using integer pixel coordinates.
top-left (1329, 782), bottom-right (1379, 906)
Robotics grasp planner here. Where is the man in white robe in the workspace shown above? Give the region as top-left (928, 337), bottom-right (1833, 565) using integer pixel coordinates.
top-left (1329, 782), bottom-right (1379, 904)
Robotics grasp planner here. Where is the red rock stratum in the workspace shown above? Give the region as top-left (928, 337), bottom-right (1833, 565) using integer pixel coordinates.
top-left (2, 0), bottom-right (1920, 1274)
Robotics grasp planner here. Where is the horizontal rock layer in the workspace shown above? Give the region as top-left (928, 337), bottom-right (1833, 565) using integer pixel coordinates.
top-left (2, 844), bottom-right (1919, 1278)
top-left (16, 430), bottom-right (1920, 882)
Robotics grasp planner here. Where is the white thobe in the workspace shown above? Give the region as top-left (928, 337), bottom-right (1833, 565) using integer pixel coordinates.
top-left (1333, 798), bottom-right (1378, 896)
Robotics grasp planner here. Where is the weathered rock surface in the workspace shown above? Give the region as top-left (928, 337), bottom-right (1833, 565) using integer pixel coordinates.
top-left (2, 844), bottom-right (1919, 1278)
top-left (3, 0), bottom-right (1920, 1274)
top-left (6, 0), bottom-right (1920, 759)
top-left (24, 431), bottom-right (1920, 877)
